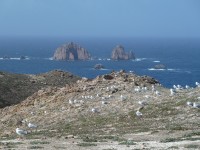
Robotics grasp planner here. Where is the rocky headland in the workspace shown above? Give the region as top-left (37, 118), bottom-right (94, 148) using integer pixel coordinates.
top-left (0, 70), bottom-right (200, 149)
top-left (0, 70), bottom-right (80, 108)
top-left (53, 42), bottom-right (91, 60)
top-left (111, 45), bottom-right (135, 60)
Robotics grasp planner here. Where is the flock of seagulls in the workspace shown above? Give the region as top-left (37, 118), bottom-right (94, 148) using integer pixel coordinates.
top-left (16, 121), bottom-right (37, 139)
top-left (187, 101), bottom-right (200, 108)
top-left (15, 81), bottom-right (200, 138)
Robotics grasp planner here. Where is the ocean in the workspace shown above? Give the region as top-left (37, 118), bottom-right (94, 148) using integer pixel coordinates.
top-left (0, 37), bottom-right (199, 88)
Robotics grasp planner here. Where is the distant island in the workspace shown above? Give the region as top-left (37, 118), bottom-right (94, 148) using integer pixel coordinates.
top-left (53, 42), bottom-right (91, 60)
top-left (53, 42), bottom-right (136, 61)
top-left (111, 45), bottom-right (135, 60)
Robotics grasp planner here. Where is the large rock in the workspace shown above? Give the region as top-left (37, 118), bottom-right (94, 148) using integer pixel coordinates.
top-left (111, 45), bottom-right (135, 60)
top-left (154, 64), bottom-right (167, 69)
top-left (53, 42), bottom-right (91, 60)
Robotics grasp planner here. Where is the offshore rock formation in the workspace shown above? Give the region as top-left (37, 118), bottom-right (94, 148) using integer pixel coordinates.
top-left (53, 42), bottom-right (91, 60)
top-left (154, 64), bottom-right (167, 69)
top-left (94, 64), bottom-right (104, 70)
top-left (111, 45), bottom-right (135, 60)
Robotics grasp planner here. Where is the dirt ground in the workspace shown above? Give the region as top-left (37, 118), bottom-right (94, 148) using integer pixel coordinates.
top-left (1, 130), bottom-right (200, 150)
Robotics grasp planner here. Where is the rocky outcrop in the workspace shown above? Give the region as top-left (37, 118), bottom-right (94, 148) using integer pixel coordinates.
top-left (0, 70), bottom-right (80, 108)
top-left (53, 42), bottom-right (91, 60)
top-left (94, 64), bottom-right (104, 70)
top-left (154, 64), bottom-right (167, 69)
top-left (111, 45), bottom-right (135, 60)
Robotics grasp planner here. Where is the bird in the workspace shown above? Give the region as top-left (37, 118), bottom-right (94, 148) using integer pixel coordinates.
top-left (173, 85), bottom-right (177, 89)
top-left (152, 85), bottom-right (155, 92)
top-left (177, 85), bottom-right (183, 90)
top-left (144, 95), bottom-right (150, 99)
top-left (193, 102), bottom-right (200, 108)
top-left (120, 95), bottom-right (126, 101)
top-left (142, 87), bottom-right (147, 91)
top-left (16, 128), bottom-right (27, 139)
top-left (195, 82), bottom-right (200, 87)
top-left (155, 90), bottom-right (160, 96)
top-left (185, 85), bottom-right (190, 89)
top-left (136, 110), bottom-right (143, 117)
top-left (186, 101), bottom-right (193, 107)
top-left (170, 88), bottom-right (175, 96)
top-left (101, 101), bottom-right (108, 105)
top-left (28, 122), bottom-right (37, 129)
top-left (134, 87), bottom-right (141, 92)
top-left (69, 99), bottom-right (74, 104)
top-left (91, 108), bottom-right (98, 113)
top-left (138, 101), bottom-right (148, 106)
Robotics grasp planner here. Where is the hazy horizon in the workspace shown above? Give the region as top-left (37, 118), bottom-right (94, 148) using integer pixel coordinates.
top-left (0, 0), bottom-right (200, 38)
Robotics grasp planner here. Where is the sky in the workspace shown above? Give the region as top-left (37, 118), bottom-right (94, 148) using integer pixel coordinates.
top-left (0, 0), bottom-right (200, 38)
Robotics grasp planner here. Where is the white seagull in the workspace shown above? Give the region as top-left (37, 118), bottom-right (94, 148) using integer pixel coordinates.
top-left (138, 101), bottom-right (148, 106)
top-left (28, 122), bottom-right (37, 128)
top-left (101, 101), bottom-right (108, 105)
top-left (186, 101), bottom-right (193, 107)
top-left (120, 95), bottom-right (126, 101)
top-left (170, 88), bottom-right (175, 96)
top-left (16, 128), bottom-right (27, 138)
top-left (136, 110), bottom-right (143, 117)
top-left (155, 90), bottom-right (160, 96)
top-left (193, 102), bottom-right (200, 108)
top-left (91, 108), bottom-right (98, 113)
top-left (185, 85), bottom-right (190, 89)
top-left (195, 82), bottom-right (200, 87)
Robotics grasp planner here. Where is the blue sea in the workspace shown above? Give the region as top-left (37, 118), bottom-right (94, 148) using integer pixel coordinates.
top-left (0, 37), bottom-right (199, 88)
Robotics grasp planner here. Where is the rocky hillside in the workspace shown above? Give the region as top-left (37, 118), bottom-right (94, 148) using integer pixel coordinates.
top-left (0, 70), bottom-right (80, 108)
top-left (0, 70), bottom-right (200, 149)
top-left (53, 42), bottom-right (91, 60)
top-left (111, 45), bottom-right (135, 60)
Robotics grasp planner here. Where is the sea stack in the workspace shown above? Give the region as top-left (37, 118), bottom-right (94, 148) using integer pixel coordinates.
top-left (111, 45), bottom-right (135, 60)
top-left (53, 42), bottom-right (91, 60)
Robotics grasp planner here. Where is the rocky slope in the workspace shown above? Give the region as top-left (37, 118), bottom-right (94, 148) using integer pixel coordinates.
top-left (0, 70), bottom-right (80, 108)
top-left (0, 70), bottom-right (200, 149)
top-left (53, 42), bottom-right (91, 60)
top-left (111, 45), bottom-right (135, 60)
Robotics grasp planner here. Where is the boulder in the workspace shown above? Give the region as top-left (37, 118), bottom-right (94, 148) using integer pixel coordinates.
top-left (111, 45), bottom-right (135, 60)
top-left (94, 64), bottom-right (104, 70)
top-left (53, 42), bottom-right (91, 60)
top-left (154, 64), bottom-right (167, 69)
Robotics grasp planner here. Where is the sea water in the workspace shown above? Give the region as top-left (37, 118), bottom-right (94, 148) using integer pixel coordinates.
top-left (0, 37), bottom-right (199, 88)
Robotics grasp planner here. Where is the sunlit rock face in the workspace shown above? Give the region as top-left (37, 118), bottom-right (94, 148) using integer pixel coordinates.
top-left (53, 42), bottom-right (91, 60)
top-left (111, 45), bottom-right (135, 60)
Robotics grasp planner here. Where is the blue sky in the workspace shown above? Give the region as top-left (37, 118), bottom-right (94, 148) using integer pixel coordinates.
top-left (0, 0), bottom-right (200, 38)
